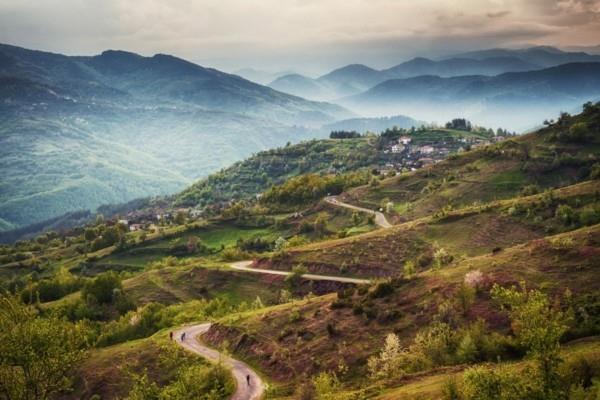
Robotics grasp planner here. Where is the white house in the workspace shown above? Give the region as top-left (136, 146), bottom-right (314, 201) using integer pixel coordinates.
top-left (399, 136), bottom-right (412, 145)
top-left (391, 143), bottom-right (405, 153)
top-left (419, 145), bottom-right (435, 154)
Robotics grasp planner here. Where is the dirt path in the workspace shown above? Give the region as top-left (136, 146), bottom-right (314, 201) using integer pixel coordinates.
top-left (174, 323), bottom-right (264, 400)
top-left (230, 260), bottom-right (371, 284)
top-left (324, 196), bottom-right (392, 228)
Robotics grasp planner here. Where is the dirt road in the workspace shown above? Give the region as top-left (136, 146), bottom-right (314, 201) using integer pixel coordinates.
top-left (230, 260), bottom-right (371, 284)
top-left (174, 323), bottom-right (264, 400)
top-left (324, 196), bottom-right (392, 228)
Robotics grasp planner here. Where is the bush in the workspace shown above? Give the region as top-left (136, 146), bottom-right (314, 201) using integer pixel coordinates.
top-left (462, 365), bottom-right (534, 400)
top-left (521, 184), bottom-right (541, 197)
top-left (369, 281), bottom-right (395, 298)
top-left (433, 247), bottom-right (453, 268)
top-left (556, 204), bottom-right (576, 225)
top-left (579, 204), bottom-right (600, 226)
top-left (82, 271), bottom-right (122, 304)
top-left (569, 122), bottom-right (591, 142)
top-left (286, 264), bottom-right (307, 288)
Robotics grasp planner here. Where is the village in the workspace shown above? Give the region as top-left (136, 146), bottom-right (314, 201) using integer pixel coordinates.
top-left (376, 125), bottom-right (510, 175)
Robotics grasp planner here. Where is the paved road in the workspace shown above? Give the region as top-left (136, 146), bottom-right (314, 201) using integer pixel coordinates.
top-left (174, 323), bottom-right (264, 400)
top-left (324, 196), bottom-right (392, 228)
top-left (230, 260), bottom-right (371, 284)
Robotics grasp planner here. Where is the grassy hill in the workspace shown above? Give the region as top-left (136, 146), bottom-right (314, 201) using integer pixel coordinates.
top-left (2, 104), bottom-right (600, 399)
top-left (0, 43), bottom-right (354, 230)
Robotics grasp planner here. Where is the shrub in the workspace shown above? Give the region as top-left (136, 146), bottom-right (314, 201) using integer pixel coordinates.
top-left (433, 247), bottom-right (453, 269)
top-left (442, 377), bottom-right (463, 400)
top-left (369, 281), bottom-right (395, 298)
top-left (462, 365), bottom-right (533, 400)
top-left (521, 184), bottom-right (541, 197)
top-left (579, 204), bottom-right (600, 226)
top-left (82, 271), bottom-right (122, 305)
top-left (569, 122), bottom-right (590, 142)
top-left (286, 264), bottom-right (307, 288)
top-left (403, 260), bottom-right (416, 278)
top-left (555, 204), bottom-right (576, 225)
top-left (456, 283), bottom-right (476, 315)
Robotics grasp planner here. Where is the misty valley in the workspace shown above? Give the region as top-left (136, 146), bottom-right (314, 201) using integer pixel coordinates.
top-left (2, 3), bottom-right (600, 399)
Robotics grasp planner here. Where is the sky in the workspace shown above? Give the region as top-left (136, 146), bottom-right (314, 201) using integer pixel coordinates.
top-left (0, 0), bottom-right (599, 75)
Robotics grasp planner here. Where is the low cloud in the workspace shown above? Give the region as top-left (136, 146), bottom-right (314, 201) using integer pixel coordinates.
top-left (0, 0), bottom-right (597, 73)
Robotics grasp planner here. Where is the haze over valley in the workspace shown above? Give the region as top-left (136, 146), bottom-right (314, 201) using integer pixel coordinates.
top-left (3, 2), bottom-right (600, 400)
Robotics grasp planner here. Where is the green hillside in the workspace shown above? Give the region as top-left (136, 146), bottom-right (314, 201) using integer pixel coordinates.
top-left (2, 104), bottom-right (600, 400)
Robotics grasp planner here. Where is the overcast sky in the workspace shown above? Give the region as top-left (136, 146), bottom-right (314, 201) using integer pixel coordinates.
top-left (0, 0), bottom-right (599, 75)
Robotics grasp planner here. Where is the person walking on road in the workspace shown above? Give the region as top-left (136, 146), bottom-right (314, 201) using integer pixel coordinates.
top-left (246, 374), bottom-right (251, 386)
top-left (180, 332), bottom-right (186, 341)
top-left (169, 331), bottom-right (173, 340)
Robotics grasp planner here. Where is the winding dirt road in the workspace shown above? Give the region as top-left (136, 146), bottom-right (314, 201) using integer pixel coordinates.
top-left (325, 196), bottom-right (392, 228)
top-left (230, 260), bottom-right (371, 284)
top-left (170, 195), bottom-right (386, 399)
top-left (174, 323), bottom-right (264, 400)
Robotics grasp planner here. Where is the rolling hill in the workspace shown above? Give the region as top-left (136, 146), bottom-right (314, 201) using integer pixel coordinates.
top-left (343, 62), bottom-right (600, 130)
top-left (0, 43), bottom-right (354, 230)
top-left (267, 46), bottom-right (600, 102)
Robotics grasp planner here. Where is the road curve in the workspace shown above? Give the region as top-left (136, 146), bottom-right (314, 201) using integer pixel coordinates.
top-left (324, 196), bottom-right (392, 228)
top-left (230, 260), bottom-right (371, 284)
top-left (174, 323), bottom-right (264, 400)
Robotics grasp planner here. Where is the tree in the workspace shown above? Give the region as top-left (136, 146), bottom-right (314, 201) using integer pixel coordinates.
top-left (491, 283), bottom-right (571, 397)
top-left (286, 264), bottom-right (307, 289)
top-left (312, 372), bottom-right (344, 400)
top-left (82, 271), bottom-right (122, 304)
top-left (0, 294), bottom-right (87, 400)
top-left (174, 211), bottom-right (186, 225)
top-left (555, 204), bottom-right (575, 225)
top-left (83, 227), bottom-right (97, 242)
top-left (368, 333), bottom-right (407, 379)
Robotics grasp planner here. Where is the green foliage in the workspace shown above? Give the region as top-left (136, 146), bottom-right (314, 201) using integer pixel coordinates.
top-left (158, 363), bottom-right (233, 399)
top-left (0, 294), bottom-right (88, 400)
top-left (403, 260), bottom-right (416, 278)
top-left (97, 297), bottom-right (262, 347)
top-left (556, 204), bottom-right (576, 225)
top-left (433, 247), bottom-right (454, 269)
top-left (82, 271), bottom-right (123, 305)
top-left (312, 371), bottom-right (345, 400)
top-left (462, 365), bottom-right (534, 400)
top-left (261, 171), bottom-right (369, 207)
top-left (126, 344), bottom-right (234, 400)
top-left (21, 271), bottom-right (82, 303)
top-left (175, 138), bottom-right (380, 208)
top-left (286, 264), bottom-right (308, 288)
top-left (491, 283), bottom-right (571, 397)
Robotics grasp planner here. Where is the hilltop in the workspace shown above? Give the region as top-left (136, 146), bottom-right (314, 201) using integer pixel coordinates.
top-left (0, 43), bottom-right (353, 231)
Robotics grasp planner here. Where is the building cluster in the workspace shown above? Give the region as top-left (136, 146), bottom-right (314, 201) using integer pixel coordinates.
top-left (379, 134), bottom-right (506, 174)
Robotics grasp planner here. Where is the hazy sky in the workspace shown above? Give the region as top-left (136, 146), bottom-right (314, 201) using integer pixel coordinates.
top-left (0, 0), bottom-right (599, 75)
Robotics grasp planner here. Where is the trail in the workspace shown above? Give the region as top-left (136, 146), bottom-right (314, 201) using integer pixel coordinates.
top-left (230, 260), bottom-right (371, 284)
top-left (174, 323), bottom-right (264, 400)
top-left (324, 196), bottom-right (392, 228)
top-left (171, 194), bottom-right (384, 398)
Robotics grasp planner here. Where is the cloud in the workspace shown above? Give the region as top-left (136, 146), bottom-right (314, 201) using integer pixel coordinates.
top-left (0, 0), bottom-right (597, 73)
top-left (487, 10), bottom-right (511, 18)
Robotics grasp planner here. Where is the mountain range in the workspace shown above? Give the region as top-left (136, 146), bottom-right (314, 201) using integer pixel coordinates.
top-left (268, 46), bottom-right (600, 101)
top-left (342, 62), bottom-right (600, 129)
top-left (0, 43), bottom-right (353, 231)
top-left (4, 43), bottom-right (600, 233)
